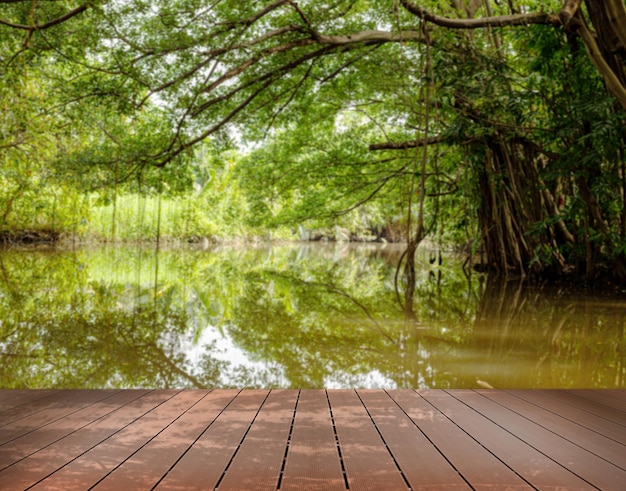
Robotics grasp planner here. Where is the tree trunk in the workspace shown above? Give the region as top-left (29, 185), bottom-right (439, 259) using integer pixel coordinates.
top-left (473, 138), bottom-right (573, 278)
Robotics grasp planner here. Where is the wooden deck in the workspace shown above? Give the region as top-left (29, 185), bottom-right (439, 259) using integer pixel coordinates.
top-left (0, 389), bottom-right (624, 490)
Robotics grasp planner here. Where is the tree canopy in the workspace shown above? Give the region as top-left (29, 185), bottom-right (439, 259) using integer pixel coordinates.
top-left (2, 1), bottom-right (626, 283)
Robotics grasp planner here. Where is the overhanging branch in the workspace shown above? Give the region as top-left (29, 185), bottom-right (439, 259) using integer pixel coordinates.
top-left (399, 0), bottom-right (558, 28)
top-left (574, 12), bottom-right (626, 111)
top-left (369, 135), bottom-right (449, 151)
top-left (0, 4), bottom-right (89, 31)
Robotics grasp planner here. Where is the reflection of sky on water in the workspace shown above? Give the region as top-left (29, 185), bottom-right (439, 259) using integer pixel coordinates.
top-left (184, 323), bottom-right (398, 389)
top-left (324, 370), bottom-right (397, 389)
top-left (188, 323), bottom-right (289, 387)
top-left (0, 243), bottom-right (624, 389)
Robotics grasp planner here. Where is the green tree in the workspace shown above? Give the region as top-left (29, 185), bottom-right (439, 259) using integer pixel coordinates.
top-left (3, 0), bottom-right (626, 283)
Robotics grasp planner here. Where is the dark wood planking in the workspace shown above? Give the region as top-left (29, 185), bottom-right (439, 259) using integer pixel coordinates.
top-left (506, 390), bottom-right (626, 455)
top-left (27, 389), bottom-right (196, 491)
top-left (0, 390), bottom-right (148, 471)
top-left (0, 390), bottom-right (120, 446)
top-left (0, 390), bottom-right (80, 427)
top-left (0, 391), bottom-right (29, 403)
top-left (90, 390), bottom-right (234, 491)
top-left (0, 390), bottom-right (178, 491)
top-left (507, 389), bottom-right (626, 435)
top-left (154, 389), bottom-right (269, 491)
top-left (0, 390), bottom-right (56, 407)
top-left (327, 389), bottom-right (408, 491)
top-left (359, 390), bottom-right (470, 491)
top-left (390, 390), bottom-right (533, 491)
top-left (0, 389), bottom-right (623, 490)
top-left (568, 389), bottom-right (626, 412)
top-left (583, 389), bottom-right (626, 403)
top-left (476, 390), bottom-right (626, 465)
top-left (217, 389), bottom-right (298, 491)
top-left (465, 390), bottom-right (626, 490)
top-left (280, 389), bottom-right (345, 491)
top-left (605, 389), bottom-right (626, 403)
top-left (430, 390), bottom-right (594, 490)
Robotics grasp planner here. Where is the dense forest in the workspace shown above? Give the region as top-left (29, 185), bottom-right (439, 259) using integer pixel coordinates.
top-left (1, 0), bottom-right (626, 284)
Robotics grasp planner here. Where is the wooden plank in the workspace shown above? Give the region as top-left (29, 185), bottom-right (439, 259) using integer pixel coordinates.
top-left (27, 390), bottom-right (200, 491)
top-left (0, 389), bottom-right (624, 490)
top-left (477, 390), bottom-right (626, 466)
top-left (217, 389), bottom-right (298, 491)
top-left (0, 390), bottom-right (148, 472)
top-left (0, 390), bottom-right (178, 491)
top-left (463, 390), bottom-right (626, 490)
top-left (605, 389), bottom-right (626, 403)
top-left (327, 389), bottom-right (408, 491)
top-left (154, 389), bottom-right (269, 491)
top-left (0, 390), bottom-right (119, 446)
top-left (90, 390), bottom-right (236, 491)
top-left (584, 389), bottom-right (626, 403)
top-left (0, 390), bottom-right (53, 407)
top-left (568, 389), bottom-right (626, 412)
top-left (524, 389), bottom-right (626, 427)
top-left (0, 391), bottom-right (28, 403)
top-left (0, 390), bottom-right (78, 420)
top-left (390, 390), bottom-right (533, 491)
top-left (280, 389), bottom-right (345, 491)
top-left (359, 390), bottom-right (470, 491)
top-left (510, 389), bottom-right (626, 431)
top-left (428, 390), bottom-right (594, 490)
top-left (0, 390), bottom-right (77, 426)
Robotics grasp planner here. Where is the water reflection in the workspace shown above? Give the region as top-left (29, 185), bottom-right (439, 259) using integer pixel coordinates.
top-left (0, 243), bottom-right (623, 389)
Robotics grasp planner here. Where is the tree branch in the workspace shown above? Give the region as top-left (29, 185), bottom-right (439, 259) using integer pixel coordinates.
top-left (0, 4), bottom-right (89, 31)
top-left (369, 135), bottom-right (449, 151)
top-left (574, 12), bottom-right (626, 111)
top-left (198, 29), bottom-right (424, 96)
top-left (399, 0), bottom-right (558, 28)
top-left (559, 0), bottom-right (583, 26)
top-left (193, 44), bottom-right (338, 117)
top-left (604, 0), bottom-right (626, 54)
top-left (155, 76), bottom-right (279, 166)
top-left (317, 29), bottom-right (425, 45)
top-left (201, 38), bottom-right (317, 94)
top-left (224, 0), bottom-right (290, 29)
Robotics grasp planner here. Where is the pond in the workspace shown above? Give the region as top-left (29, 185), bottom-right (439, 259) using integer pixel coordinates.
top-left (0, 243), bottom-right (624, 389)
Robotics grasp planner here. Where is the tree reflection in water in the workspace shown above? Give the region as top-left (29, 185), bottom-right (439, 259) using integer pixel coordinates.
top-left (0, 243), bottom-right (623, 389)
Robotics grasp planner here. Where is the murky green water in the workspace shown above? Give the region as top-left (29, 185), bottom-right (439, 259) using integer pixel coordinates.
top-left (0, 243), bottom-right (624, 389)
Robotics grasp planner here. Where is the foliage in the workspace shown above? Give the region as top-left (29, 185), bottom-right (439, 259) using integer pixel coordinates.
top-left (0, 244), bottom-right (623, 389)
top-left (2, 0), bottom-right (626, 282)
